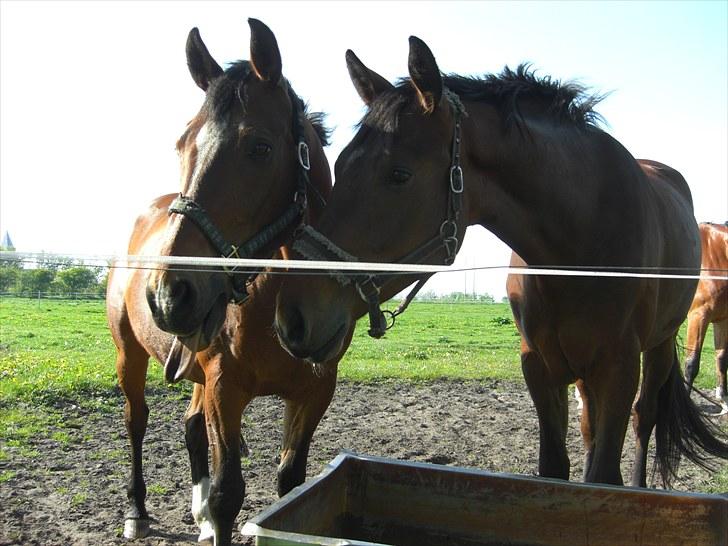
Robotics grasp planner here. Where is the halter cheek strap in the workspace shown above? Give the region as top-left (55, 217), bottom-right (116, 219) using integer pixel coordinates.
top-left (293, 90), bottom-right (467, 338)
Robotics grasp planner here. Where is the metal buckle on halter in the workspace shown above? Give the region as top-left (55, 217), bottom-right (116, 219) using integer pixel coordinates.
top-left (297, 142), bottom-right (311, 171)
top-left (440, 221), bottom-right (459, 265)
top-left (450, 165), bottom-right (464, 193)
top-left (355, 276), bottom-right (380, 303)
top-left (293, 190), bottom-right (308, 210)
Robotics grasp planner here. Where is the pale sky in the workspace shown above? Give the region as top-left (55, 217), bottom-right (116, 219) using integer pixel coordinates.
top-left (1, 0), bottom-right (726, 299)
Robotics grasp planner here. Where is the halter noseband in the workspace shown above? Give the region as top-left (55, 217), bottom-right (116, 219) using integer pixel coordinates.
top-left (293, 90), bottom-right (466, 338)
top-left (168, 86), bottom-right (312, 304)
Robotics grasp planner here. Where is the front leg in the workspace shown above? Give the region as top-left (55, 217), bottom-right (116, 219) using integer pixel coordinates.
top-left (204, 372), bottom-right (249, 546)
top-left (277, 371), bottom-right (337, 496)
top-left (184, 383), bottom-right (214, 543)
top-left (520, 341), bottom-right (570, 480)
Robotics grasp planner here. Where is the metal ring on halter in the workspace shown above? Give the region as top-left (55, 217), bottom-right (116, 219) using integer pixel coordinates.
top-left (440, 220), bottom-right (458, 239)
top-left (381, 309), bottom-right (397, 330)
top-left (298, 142), bottom-right (311, 170)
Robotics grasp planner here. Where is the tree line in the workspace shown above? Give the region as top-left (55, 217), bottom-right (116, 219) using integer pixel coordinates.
top-left (0, 259), bottom-right (107, 298)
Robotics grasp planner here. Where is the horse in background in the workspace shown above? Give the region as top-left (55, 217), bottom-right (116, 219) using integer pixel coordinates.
top-left (107, 20), bottom-right (342, 546)
top-left (273, 36), bottom-right (728, 489)
top-left (684, 222), bottom-right (728, 414)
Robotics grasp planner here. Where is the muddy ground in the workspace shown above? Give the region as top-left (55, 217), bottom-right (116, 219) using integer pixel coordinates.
top-left (1, 379), bottom-right (726, 546)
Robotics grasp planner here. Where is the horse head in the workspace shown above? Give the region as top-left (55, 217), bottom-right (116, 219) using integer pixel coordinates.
top-left (148, 19), bottom-right (329, 382)
top-left (275, 37), bottom-right (465, 364)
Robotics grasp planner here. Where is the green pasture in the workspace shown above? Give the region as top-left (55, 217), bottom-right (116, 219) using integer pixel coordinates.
top-left (0, 296), bottom-right (725, 493)
top-left (0, 296), bottom-right (719, 401)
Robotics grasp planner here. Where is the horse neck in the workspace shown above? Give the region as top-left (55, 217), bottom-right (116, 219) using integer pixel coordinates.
top-left (460, 101), bottom-right (639, 266)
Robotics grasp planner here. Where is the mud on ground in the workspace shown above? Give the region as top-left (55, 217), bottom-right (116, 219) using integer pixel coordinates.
top-left (1, 379), bottom-right (725, 546)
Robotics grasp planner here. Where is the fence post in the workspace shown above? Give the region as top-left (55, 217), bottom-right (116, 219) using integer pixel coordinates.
top-left (38, 290), bottom-right (41, 307)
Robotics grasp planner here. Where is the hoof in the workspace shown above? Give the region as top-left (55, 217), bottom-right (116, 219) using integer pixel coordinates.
top-left (198, 520), bottom-right (214, 543)
top-left (123, 518), bottom-right (151, 539)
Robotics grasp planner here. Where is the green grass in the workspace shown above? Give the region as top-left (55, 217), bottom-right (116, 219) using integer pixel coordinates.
top-left (0, 296), bottom-right (719, 402)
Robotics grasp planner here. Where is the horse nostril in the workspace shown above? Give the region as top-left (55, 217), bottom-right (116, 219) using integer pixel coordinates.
top-left (283, 305), bottom-right (306, 347)
top-left (169, 277), bottom-right (191, 303)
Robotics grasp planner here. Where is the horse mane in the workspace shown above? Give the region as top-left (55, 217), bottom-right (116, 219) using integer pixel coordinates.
top-left (362, 63), bottom-right (605, 133)
top-left (202, 60), bottom-right (331, 147)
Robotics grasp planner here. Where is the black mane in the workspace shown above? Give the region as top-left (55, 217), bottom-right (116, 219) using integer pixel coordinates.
top-left (363, 63), bottom-right (605, 133)
top-left (203, 60), bottom-right (330, 146)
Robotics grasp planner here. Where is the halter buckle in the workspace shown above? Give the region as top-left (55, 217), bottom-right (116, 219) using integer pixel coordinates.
top-left (450, 165), bottom-right (464, 193)
top-left (298, 142), bottom-right (311, 171)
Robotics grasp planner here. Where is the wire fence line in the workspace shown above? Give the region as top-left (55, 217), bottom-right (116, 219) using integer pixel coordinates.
top-left (1, 251), bottom-right (727, 281)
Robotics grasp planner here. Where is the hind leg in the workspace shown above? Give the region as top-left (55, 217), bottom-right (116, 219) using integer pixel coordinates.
top-left (684, 308), bottom-right (708, 390)
top-left (575, 380), bottom-right (596, 480)
top-left (184, 383), bottom-right (214, 543)
top-left (713, 319), bottom-right (728, 413)
top-left (116, 346), bottom-right (151, 539)
top-left (277, 372), bottom-right (337, 496)
top-left (631, 338), bottom-right (674, 487)
top-left (521, 343), bottom-right (570, 480)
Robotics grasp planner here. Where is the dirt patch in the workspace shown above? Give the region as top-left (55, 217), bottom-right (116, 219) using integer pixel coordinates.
top-left (1, 379), bottom-right (725, 546)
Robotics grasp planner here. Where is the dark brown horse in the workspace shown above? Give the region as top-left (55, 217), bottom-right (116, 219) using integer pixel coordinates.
top-left (684, 222), bottom-right (728, 413)
top-left (274, 37), bottom-right (728, 487)
top-left (107, 20), bottom-right (343, 546)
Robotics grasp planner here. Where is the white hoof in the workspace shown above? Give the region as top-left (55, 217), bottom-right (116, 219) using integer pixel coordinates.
top-left (123, 518), bottom-right (151, 539)
top-left (197, 520), bottom-right (214, 542)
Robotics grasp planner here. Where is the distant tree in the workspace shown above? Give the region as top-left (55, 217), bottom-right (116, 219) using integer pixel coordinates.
top-left (501, 296), bottom-right (510, 304)
top-left (19, 268), bottom-right (55, 295)
top-left (0, 266), bottom-right (20, 292)
top-left (478, 293), bottom-right (495, 303)
top-left (97, 270), bottom-right (109, 296)
top-left (53, 267), bottom-right (98, 294)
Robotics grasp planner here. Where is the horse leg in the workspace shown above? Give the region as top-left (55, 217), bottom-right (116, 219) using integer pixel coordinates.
top-left (184, 383), bottom-right (214, 543)
top-left (713, 319), bottom-right (728, 413)
top-left (277, 373), bottom-right (337, 497)
top-left (116, 345), bottom-right (151, 539)
top-left (575, 380), bottom-right (595, 480)
top-left (585, 341), bottom-right (640, 485)
top-left (684, 308), bottom-right (708, 390)
top-left (630, 338), bottom-right (673, 487)
top-left (521, 345), bottom-right (570, 480)
top-left (203, 369), bottom-right (248, 546)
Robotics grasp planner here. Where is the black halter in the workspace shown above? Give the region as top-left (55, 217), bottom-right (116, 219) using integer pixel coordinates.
top-left (168, 86), bottom-right (312, 304)
top-left (293, 90), bottom-right (466, 338)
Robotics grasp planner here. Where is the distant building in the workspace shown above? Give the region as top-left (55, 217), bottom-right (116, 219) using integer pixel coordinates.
top-left (1, 231), bottom-right (15, 251)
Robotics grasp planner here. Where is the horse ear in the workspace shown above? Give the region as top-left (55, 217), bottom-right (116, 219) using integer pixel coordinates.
top-left (345, 50), bottom-right (393, 105)
top-left (186, 28), bottom-right (223, 92)
top-left (408, 36), bottom-right (443, 114)
top-left (248, 18), bottom-right (282, 84)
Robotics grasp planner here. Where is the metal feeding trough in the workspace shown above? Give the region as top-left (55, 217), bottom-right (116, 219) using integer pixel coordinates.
top-left (241, 451), bottom-right (727, 546)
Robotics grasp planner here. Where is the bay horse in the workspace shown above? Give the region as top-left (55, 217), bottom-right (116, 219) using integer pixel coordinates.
top-left (684, 222), bottom-right (728, 413)
top-left (107, 20), bottom-right (343, 546)
top-left (273, 37), bottom-right (728, 487)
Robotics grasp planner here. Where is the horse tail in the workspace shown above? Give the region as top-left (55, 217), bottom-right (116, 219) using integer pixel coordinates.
top-left (654, 340), bottom-right (728, 486)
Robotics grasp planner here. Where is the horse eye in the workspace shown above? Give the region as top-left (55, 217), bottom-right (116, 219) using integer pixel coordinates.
top-left (249, 142), bottom-right (272, 158)
top-left (390, 168), bottom-right (412, 185)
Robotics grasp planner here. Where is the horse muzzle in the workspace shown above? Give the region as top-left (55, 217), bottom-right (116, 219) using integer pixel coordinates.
top-left (146, 269), bottom-right (228, 342)
top-left (274, 300), bottom-right (349, 365)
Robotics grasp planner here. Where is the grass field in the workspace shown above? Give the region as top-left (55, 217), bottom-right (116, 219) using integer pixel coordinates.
top-left (0, 296), bottom-right (725, 493)
top-left (0, 296), bottom-right (719, 402)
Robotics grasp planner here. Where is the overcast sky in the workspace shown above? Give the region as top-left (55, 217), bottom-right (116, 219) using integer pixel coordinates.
top-left (1, 1), bottom-right (725, 299)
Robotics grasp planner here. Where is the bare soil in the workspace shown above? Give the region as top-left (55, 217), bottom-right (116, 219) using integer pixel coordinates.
top-left (1, 379), bottom-right (725, 546)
